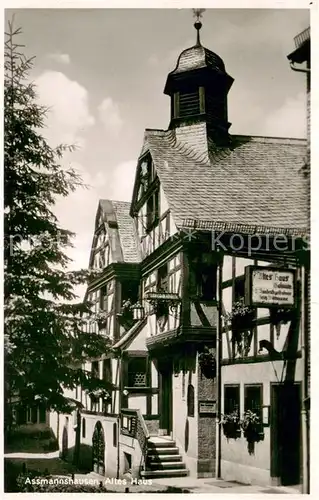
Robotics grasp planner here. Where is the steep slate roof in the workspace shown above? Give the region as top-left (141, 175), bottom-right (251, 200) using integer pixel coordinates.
top-left (141, 123), bottom-right (308, 237)
top-left (170, 44), bottom-right (226, 74)
top-left (98, 199), bottom-right (141, 263)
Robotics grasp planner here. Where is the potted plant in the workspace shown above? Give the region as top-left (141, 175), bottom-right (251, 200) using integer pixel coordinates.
top-left (95, 311), bottom-right (108, 329)
top-left (227, 298), bottom-right (254, 330)
top-left (224, 298), bottom-right (255, 357)
top-left (220, 410), bottom-right (241, 439)
top-left (240, 410), bottom-right (263, 443)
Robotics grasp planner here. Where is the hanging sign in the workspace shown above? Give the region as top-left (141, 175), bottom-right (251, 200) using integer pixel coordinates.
top-left (245, 266), bottom-right (296, 308)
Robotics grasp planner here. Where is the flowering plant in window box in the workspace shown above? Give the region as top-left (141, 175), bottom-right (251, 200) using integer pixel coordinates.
top-left (220, 410), bottom-right (241, 439)
top-left (224, 298), bottom-right (255, 357)
top-left (240, 410), bottom-right (264, 443)
top-left (225, 298), bottom-right (255, 329)
top-left (95, 311), bottom-right (108, 329)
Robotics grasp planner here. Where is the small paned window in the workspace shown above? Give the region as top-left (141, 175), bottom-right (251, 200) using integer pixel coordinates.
top-left (127, 357), bottom-right (147, 387)
top-left (82, 418), bottom-right (86, 438)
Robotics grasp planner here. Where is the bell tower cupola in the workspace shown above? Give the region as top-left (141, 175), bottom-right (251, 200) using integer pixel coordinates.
top-left (164, 9), bottom-right (234, 145)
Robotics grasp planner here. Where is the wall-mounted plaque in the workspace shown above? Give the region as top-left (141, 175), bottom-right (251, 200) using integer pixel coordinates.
top-left (262, 405), bottom-right (270, 426)
top-left (245, 265), bottom-right (296, 308)
top-left (199, 400), bottom-right (216, 415)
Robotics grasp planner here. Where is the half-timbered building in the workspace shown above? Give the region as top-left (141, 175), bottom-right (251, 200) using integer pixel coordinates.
top-left (51, 18), bottom-right (309, 489)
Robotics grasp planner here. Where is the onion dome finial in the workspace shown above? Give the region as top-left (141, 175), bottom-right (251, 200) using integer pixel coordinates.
top-left (193, 8), bottom-right (205, 46)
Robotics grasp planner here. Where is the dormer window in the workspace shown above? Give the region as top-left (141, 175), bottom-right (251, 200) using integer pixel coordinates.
top-left (146, 190), bottom-right (159, 231)
top-left (139, 155), bottom-right (157, 197)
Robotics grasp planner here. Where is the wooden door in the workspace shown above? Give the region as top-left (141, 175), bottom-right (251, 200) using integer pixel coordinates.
top-left (159, 360), bottom-right (173, 435)
top-left (92, 421), bottom-right (105, 475)
top-left (271, 383), bottom-right (301, 485)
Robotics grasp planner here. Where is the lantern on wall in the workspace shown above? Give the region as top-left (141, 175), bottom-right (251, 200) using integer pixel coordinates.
top-left (132, 302), bottom-right (145, 321)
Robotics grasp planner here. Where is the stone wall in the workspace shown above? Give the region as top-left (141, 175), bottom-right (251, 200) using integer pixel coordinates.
top-left (197, 364), bottom-right (217, 477)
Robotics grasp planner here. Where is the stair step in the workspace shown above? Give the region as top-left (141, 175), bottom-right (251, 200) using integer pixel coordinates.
top-left (147, 447), bottom-right (179, 455)
top-left (148, 440), bottom-right (176, 448)
top-left (147, 454), bottom-right (182, 463)
top-left (148, 461), bottom-right (186, 470)
top-left (140, 469), bottom-right (189, 478)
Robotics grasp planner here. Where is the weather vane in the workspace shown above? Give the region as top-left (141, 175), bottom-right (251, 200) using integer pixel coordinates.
top-left (192, 8), bottom-right (206, 46)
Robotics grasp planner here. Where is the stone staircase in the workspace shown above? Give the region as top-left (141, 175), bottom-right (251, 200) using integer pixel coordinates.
top-left (140, 436), bottom-right (189, 478)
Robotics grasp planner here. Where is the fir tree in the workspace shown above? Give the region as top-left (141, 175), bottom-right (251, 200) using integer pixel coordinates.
top-left (4, 20), bottom-right (112, 431)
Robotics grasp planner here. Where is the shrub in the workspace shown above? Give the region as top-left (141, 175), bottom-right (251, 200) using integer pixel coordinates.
top-left (77, 444), bottom-right (93, 472)
top-left (10, 424), bottom-right (52, 440)
top-left (4, 458), bottom-right (78, 492)
top-left (43, 437), bottom-right (59, 452)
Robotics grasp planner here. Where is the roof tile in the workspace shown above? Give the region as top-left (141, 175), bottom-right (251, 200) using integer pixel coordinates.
top-left (144, 126), bottom-right (308, 236)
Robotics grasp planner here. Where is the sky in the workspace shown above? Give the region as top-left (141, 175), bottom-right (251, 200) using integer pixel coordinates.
top-left (5, 7), bottom-right (310, 298)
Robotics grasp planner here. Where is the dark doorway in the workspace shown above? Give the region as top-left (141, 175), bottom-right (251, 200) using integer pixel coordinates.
top-left (92, 421), bottom-right (105, 475)
top-left (61, 426), bottom-right (68, 460)
top-left (159, 360), bottom-right (173, 435)
top-left (271, 383), bottom-right (301, 486)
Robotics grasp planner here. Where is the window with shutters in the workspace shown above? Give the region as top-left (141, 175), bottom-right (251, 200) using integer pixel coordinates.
top-left (179, 90), bottom-right (200, 117)
top-left (173, 92), bottom-right (180, 118)
top-left (127, 357), bottom-right (147, 387)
